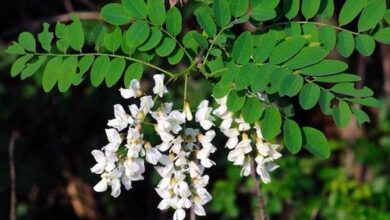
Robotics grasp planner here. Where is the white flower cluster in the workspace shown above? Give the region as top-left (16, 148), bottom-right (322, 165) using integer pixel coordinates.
top-left (213, 96), bottom-right (282, 184)
top-left (91, 75), bottom-right (216, 220)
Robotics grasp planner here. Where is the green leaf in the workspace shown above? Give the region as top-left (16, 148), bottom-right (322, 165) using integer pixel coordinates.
top-left (104, 27), bottom-right (122, 53)
top-left (302, 127), bottom-right (330, 159)
top-left (55, 22), bottom-right (69, 52)
top-left (235, 63), bottom-right (256, 90)
top-left (253, 31), bottom-right (278, 63)
top-left (43, 57), bottom-right (62, 92)
top-left (302, 23), bottom-right (319, 41)
top-left (156, 38), bottom-right (176, 57)
top-left (227, 90), bottom-right (246, 112)
top-left (21, 56), bottom-right (47, 80)
top-left (285, 46), bottom-right (328, 69)
top-left (18, 32), bottom-right (36, 52)
top-left (58, 57), bottom-right (78, 93)
top-left (91, 56), bottom-right (110, 87)
top-left (11, 55), bottom-right (33, 77)
top-left (299, 83), bottom-right (321, 110)
top-left (68, 16), bottom-right (84, 51)
top-left (279, 74), bottom-right (304, 97)
top-left (251, 64), bottom-right (274, 92)
top-left (214, 0), bottom-right (231, 27)
top-left (122, 0), bottom-right (147, 19)
top-left (319, 25), bottom-right (336, 51)
top-left (38, 23), bottom-right (53, 52)
top-left (195, 7), bottom-right (217, 37)
top-left (232, 32), bottom-right (253, 64)
top-left (333, 100), bottom-right (352, 128)
top-left (285, 22), bottom-right (302, 37)
top-left (101, 3), bottom-right (133, 25)
top-left (302, 0), bottom-right (321, 20)
top-left (267, 68), bottom-right (290, 94)
top-left (346, 97), bottom-right (380, 108)
top-left (337, 31), bottom-right (355, 57)
top-left (124, 63), bottom-right (144, 87)
top-left (330, 83), bottom-right (373, 97)
top-left (374, 27), bottom-right (390, 44)
top-left (147, 0), bottom-right (166, 26)
top-left (270, 37), bottom-right (306, 64)
top-left (168, 48), bottom-right (185, 65)
top-left (319, 90), bottom-right (334, 115)
top-left (106, 58), bottom-right (126, 87)
top-left (283, 119), bottom-right (302, 154)
top-left (139, 27), bottom-right (163, 52)
top-left (229, 0), bottom-right (249, 17)
top-left (385, 9), bottom-right (390, 24)
top-left (318, 0), bottom-right (335, 21)
top-left (126, 21), bottom-right (150, 48)
top-left (260, 106), bottom-right (282, 141)
top-left (358, 0), bottom-right (386, 32)
top-left (314, 73), bottom-right (361, 83)
top-left (283, 0), bottom-right (300, 20)
top-left (6, 42), bottom-right (25, 55)
top-left (351, 108), bottom-right (370, 126)
top-left (301, 60), bottom-right (348, 76)
top-left (75, 55), bottom-right (95, 84)
top-left (213, 81), bottom-right (231, 98)
top-left (242, 97), bottom-right (264, 124)
top-left (339, 0), bottom-right (366, 26)
top-left (252, 5), bottom-right (277, 22)
top-left (355, 34), bottom-right (375, 56)
top-left (192, 32), bottom-right (209, 49)
top-left (166, 7), bottom-right (182, 37)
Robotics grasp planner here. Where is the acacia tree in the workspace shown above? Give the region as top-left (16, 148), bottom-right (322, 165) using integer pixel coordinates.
top-left (5, 0), bottom-right (390, 219)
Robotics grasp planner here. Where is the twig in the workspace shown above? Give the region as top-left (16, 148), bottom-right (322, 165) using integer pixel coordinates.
top-left (9, 131), bottom-right (20, 220)
top-left (190, 205), bottom-right (196, 220)
top-left (64, 0), bottom-right (75, 13)
top-left (250, 161), bottom-right (266, 220)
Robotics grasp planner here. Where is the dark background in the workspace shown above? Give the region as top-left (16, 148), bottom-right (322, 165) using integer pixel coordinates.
top-left (1, 0), bottom-right (390, 219)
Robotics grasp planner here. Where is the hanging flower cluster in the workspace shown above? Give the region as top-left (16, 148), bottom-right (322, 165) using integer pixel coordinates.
top-left (90, 75), bottom-right (282, 219)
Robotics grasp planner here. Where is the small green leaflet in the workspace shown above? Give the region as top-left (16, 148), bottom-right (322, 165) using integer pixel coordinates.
top-left (106, 58), bottom-right (126, 87)
top-left (318, 0), bottom-right (335, 21)
top-left (91, 56), bottom-right (110, 87)
top-left (283, 119), bottom-right (302, 154)
top-left (351, 108), bottom-right (370, 126)
top-left (232, 32), bottom-right (253, 64)
top-left (253, 31), bottom-right (278, 63)
top-left (314, 73), bottom-right (361, 83)
top-left (55, 22), bottom-right (69, 52)
top-left (251, 64), bottom-right (273, 92)
top-left (299, 83), bottom-right (321, 110)
top-left (21, 56), bottom-right (47, 80)
top-left (139, 27), bottom-right (163, 52)
top-left (168, 48), bottom-right (185, 65)
top-left (374, 27), bottom-right (390, 44)
top-left (301, 60), bottom-right (348, 76)
top-left (104, 27), bottom-right (122, 53)
top-left (38, 23), bottom-right (53, 52)
top-left (101, 3), bottom-right (132, 25)
top-left (18, 32), bottom-right (36, 52)
top-left (269, 37), bottom-right (306, 65)
top-left (126, 21), bottom-right (150, 48)
top-left (242, 97), bottom-right (264, 124)
top-left (252, 4), bottom-right (277, 22)
top-left (319, 90), bottom-right (334, 115)
top-left (229, 0), bottom-right (249, 17)
top-left (227, 90), bottom-right (246, 112)
top-left (43, 57), bottom-right (62, 92)
top-left (358, 0), bottom-right (386, 32)
top-left (6, 42), bottom-right (25, 55)
top-left (337, 31), bottom-right (355, 57)
top-left (260, 106), bottom-right (282, 141)
top-left (339, 0), bottom-right (366, 26)
top-left (319, 25), bottom-right (336, 51)
top-left (11, 55), bottom-right (33, 77)
top-left (194, 7), bottom-right (217, 37)
top-left (279, 74), bottom-right (304, 97)
top-left (302, 127), bottom-right (330, 159)
top-left (355, 34), bottom-right (375, 56)
top-left (283, 0), bottom-right (300, 20)
top-left (58, 56), bottom-right (78, 93)
top-left (156, 38), bottom-right (176, 57)
top-left (285, 46), bottom-right (328, 69)
top-left (147, 0), bottom-right (166, 26)
top-left (68, 16), bottom-right (84, 52)
top-left (166, 7), bottom-right (182, 37)
top-left (346, 97), bottom-right (381, 108)
top-left (301, 0), bottom-right (321, 20)
top-left (214, 0), bottom-right (231, 28)
top-left (124, 63), bottom-right (144, 87)
top-left (333, 100), bottom-right (352, 128)
top-left (122, 0), bottom-right (147, 19)
top-left (330, 83), bottom-right (373, 97)
top-left (235, 63), bottom-right (255, 90)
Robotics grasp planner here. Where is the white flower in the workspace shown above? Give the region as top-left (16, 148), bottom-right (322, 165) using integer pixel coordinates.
top-left (193, 187), bottom-right (212, 216)
top-left (255, 155), bottom-right (279, 184)
top-left (120, 80), bottom-right (141, 99)
top-left (144, 142), bottom-right (162, 165)
top-left (140, 96), bottom-right (154, 114)
top-left (103, 129), bottom-right (122, 152)
top-left (195, 100), bottom-right (215, 130)
top-left (173, 208), bottom-right (186, 220)
top-left (183, 102), bottom-right (193, 121)
top-left (240, 158), bottom-right (252, 177)
top-left (153, 74), bottom-right (168, 97)
top-left (90, 150), bottom-right (117, 174)
top-left (107, 104), bottom-right (134, 131)
top-left (227, 138), bottom-right (252, 166)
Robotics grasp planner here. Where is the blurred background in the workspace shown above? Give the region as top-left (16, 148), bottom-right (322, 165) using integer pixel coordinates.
top-left (0, 0), bottom-right (389, 219)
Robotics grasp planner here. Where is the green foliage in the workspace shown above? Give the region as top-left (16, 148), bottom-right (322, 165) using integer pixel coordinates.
top-left (6, 0), bottom-right (390, 161)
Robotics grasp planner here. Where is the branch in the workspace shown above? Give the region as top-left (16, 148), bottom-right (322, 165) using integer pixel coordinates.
top-left (9, 131), bottom-right (20, 220)
top-left (250, 161), bottom-right (266, 220)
